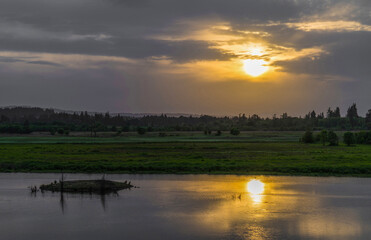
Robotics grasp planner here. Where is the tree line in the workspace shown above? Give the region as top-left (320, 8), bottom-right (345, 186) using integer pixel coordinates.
top-left (302, 129), bottom-right (371, 146)
top-left (0, 104), bottom-right (371, 134)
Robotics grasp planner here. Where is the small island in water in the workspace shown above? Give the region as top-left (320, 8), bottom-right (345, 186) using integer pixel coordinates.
top-left (39, 179), bottom-right (134, 194)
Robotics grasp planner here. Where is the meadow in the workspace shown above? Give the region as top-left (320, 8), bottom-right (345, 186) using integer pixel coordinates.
top-left (0, 131), bottom-right (304, 143)
top-left (0, 131), bottom-right (370, 176)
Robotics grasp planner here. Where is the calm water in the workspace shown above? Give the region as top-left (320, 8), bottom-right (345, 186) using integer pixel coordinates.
top-left (0, 174), bottom-right (370, 240)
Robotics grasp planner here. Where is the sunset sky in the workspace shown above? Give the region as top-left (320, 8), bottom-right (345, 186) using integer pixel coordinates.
top-left (0, 0), bottom-right (370, 116)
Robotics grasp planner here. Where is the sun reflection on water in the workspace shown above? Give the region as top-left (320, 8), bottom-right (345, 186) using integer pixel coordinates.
top-left (247, 179), bottom-right (265, 204)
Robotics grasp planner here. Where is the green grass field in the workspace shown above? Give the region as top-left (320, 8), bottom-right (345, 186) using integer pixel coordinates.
top-left (0, 131), bottom-right (305, 143)
top-left (0, 139), bottom-right (370, 176)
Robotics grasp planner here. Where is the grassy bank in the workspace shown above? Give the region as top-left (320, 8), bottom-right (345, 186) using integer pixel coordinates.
top-left (0, 131), bottom-right (304, 143)
top-left (0, 142), bottom-right (370, 176)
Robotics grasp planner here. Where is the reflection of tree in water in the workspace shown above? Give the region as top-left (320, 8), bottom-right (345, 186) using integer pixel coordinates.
top-left (100, 194), bottom-right (106, 211)
top-left (60, 192), bottom-right (65, 214)
top-left (56, 190), bottom-right (120, 213)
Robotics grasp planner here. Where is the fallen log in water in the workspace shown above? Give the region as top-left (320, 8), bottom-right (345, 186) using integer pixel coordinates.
top-left (40, 180), bottom-right (134, 194)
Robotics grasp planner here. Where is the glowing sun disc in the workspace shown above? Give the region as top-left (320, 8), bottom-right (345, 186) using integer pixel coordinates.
top-left (243, 59), bottom-right (269, 77)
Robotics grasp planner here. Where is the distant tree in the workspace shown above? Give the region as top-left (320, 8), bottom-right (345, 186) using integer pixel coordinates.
top-left (302, 130), bottom-right (314, 143)
top-left (57, 128), bottom-right (64, 135)
top-left (158, 132), bottom-right (167, 137)
top-left (64, 129), bottom-right (70, 136)
top-left (50, 128), bottom-right (56, 135)
top-left (343, 132), bottom-right (355, 146)
top-left (230, 128), bottom-right (240, 136)
top-left (137, 127), bottom-right (146, 135)
top-left (204, 129), bottom-right (212, 135)
top-left (22, 120), bottom-right (32, 134)
top-left (327, 108), bottom-right (334, 118)
top-left (334, 107), bottom-right (341, 118)
top-left (317, 112), bottom-right (324, 119)
top-left (111, 126), bottom-right (117, 132)
top-left (310, 111), bottom-right (316, 119)
top-left (347, 103), bottom-right (358, 128)
top-left (319, 130), bottom-right (328, 146)
top-left (355, 131), bottom-right (371, 144)
top-left (366, 109), bottom-right (371, 130)
top-left (328, 131), bottom-right (339, 146)
top-left (122, 126), bottom-right (130, 132)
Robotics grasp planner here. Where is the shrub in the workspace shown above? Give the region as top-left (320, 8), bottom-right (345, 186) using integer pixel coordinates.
top-left (204, 129), bottom-right (212, 135)
top-left (50, 128), bottom-right (56, 135)
top-left (302, 130), bottom-right (314, 143)
top-left (230, 128), bottom-right (240, 136)
top-left (343, 132), bottom-right (355, 146)
top-left (57, 128), bottom-right (65, 135)
top-left (355, 131), bottom-right (371, 144)
top-left (159, 132), bottom-right (167, 137)
top-left (328, 131), bottom-right (339, 146)
top-left (137, 127), bottom-right (146, 135)
top-left (215, 130), bottom-right (222, 136)
top-left (315, 133), bottom-right (321, 142)
top-left (319, 130), bottom-right (328, 146)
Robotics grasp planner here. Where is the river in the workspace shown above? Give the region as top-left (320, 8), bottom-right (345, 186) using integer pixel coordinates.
top-left (0, 174), bottom-right (370, 240)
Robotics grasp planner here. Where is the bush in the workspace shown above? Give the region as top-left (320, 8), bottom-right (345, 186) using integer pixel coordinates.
top-left (215, 130), bottom-right (222, 136)
top-left (355, 131), bottom-right (371, 144)
top-left (328, 131), bottom-right (339, 146)
top-left (50, 128), bottom-right (56, 135)
top-left (315, 133), bottom-right (321, 142)
top-left (343, 132), bottom-right (355, 146)
top-left (204, 129), bottom-right (212, 135)
top-left (57, 128), bottom-right (65, 135)
top-left (319, 130), bottom-right (328, 146)
top-left (137, 127), bottom-right (146, 135)
top-left (302, 130), bottom-right (314, 143)
top-left (230, 128), bottom-right (240, 136)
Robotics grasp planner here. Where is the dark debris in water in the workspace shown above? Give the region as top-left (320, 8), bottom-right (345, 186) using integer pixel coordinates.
top-left (39, 180), bottom-right (136, 194)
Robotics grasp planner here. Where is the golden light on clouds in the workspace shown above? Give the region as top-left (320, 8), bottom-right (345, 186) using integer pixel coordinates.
top-left (148, 19), bottom-right (334, 82)
top-left (286, 21), bottom-right (371, 32)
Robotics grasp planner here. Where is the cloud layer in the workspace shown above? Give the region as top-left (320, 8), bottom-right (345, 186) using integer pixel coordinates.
top-left (0, 0), bottom-right (370, 115)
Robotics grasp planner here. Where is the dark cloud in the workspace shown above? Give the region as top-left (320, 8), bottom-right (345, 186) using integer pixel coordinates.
top-left (0, 56), bottom-right (62, 67)
top-left (0, 38), bottom-right (233, 62)
top-left (274, 32), bottom-right (371, 79)
top-left (105, 0), bottom-right (149, 7)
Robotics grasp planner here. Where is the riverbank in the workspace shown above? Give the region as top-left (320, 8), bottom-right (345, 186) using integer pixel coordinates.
top-left (0, 142), bottom-right (370, 176)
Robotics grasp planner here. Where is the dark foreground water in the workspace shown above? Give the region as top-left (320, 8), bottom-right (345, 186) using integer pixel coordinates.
top-left (0, 174), bottom-right (370, 240)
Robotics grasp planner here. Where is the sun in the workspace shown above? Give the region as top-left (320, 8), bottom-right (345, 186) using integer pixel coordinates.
top-left (243, 59), bottom-right (269, 77)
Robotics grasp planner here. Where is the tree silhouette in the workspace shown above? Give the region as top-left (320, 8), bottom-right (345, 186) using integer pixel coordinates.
top-left (347, 103), bottom-right (358, 128)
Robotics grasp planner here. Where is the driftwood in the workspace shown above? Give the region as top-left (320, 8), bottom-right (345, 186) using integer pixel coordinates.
top-left (40, 180), bottom-right (134, 194)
